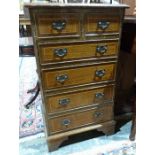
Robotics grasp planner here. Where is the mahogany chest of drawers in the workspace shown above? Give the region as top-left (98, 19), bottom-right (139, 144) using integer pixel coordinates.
top-left (24, 3), bottom-right (128, 152)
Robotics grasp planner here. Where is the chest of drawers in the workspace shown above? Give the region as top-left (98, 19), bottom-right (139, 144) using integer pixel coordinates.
top-left (24, 3), bottom-right (128, 152)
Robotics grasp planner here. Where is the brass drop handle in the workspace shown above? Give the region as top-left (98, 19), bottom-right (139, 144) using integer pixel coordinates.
top-left (94, 112), bottom-right (103, 118)
top-left (56, 74), bottom-right (68, 83)
top-left (95, 93), bottom-right (104, 99)
top-left (54, 48), bottom-right (67, 57)
top-left (59, 98), bottom-right (70, 106)
top-left (52, 20), bottom-right (66, 31)
top-left (96, 45), bottom-right (107, 54)
top-left (98, 21), bottom-right (110, 30)
top-left (95, 70), bottom-right (105, 78)
top-left (62, 119), bottom-right (71, 126)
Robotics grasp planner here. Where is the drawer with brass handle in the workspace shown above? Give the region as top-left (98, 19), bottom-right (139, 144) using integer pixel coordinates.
top-left (24, 3), bottom-right (128, 152)
top-left (39, 40), bottom-right (119, 64)
top-left (42, 63), bottom-right (116, 90)
top-left (84, 13), bottom-right (120, 35)
top-left (45, 85), bottom-right (114, 114)
top-left (35, 13), bottom-right (80, 37)
top-left (48, 104), bottom-right (113, 134)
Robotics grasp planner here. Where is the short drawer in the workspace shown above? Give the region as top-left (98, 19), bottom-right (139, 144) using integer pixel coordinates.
top-left (39, 40), bottom-right (119, 64)
top-left (42, 63), bottom-right (116, 90)
top-left (48, 105), bottom-right (113, 134)
top-left (35, 13), bottom-right (80, 37)
top-left (45, 85), bottom-right (114, 114)
top-left (84, 13), bottom-right (120, 35)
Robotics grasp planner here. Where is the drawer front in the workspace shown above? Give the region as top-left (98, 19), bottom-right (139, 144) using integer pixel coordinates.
top-left (48, 105), bottom-right (113, 133)
top-left (39, 41), bottom-right (118, 64)
top-left (42, 63), bottom-right (115, 90)
top-left (36, 13), bottom-right (80, 37)
top-left (46, 85), bottom-right (114, 114)
top-left (84, 14), bottom-right (120, 34)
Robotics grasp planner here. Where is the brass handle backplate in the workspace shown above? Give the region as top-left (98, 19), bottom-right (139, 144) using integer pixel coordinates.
top-left (95, 93), bottom-right (104, 99)
top-left (59, 98), bottom-right (70, 106)
top-left (52, 20), bottom-right (66, 31)
top-left (96, 45), bottom-right (107, 54)
top-left (95, 70), bottom-right (105, 78)
top-left (54, 48), bottom-right (67, 57)
top-left (56, 74), bottom-right (68, 83)
top-left (62, 119), bottom-right (71, 126)
top-left (94, 112), bottom-right (103, 118)
top-left (98, 21), bottom-right (110, 30)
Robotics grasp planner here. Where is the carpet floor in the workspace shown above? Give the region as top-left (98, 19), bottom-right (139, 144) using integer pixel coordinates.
top-left (19, 121), bottom-right (136, 155)
top-left (19, 57), bottom-right (44, 138)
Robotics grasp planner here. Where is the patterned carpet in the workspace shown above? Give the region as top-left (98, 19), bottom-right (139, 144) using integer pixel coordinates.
top-left (19, 57), bottom-right (44, 138)
top-left (19, 121), bottom-right (136, 155)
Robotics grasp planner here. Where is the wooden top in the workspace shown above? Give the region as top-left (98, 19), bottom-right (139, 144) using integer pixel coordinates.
top-left (24, 2), bottom-right (129, 9)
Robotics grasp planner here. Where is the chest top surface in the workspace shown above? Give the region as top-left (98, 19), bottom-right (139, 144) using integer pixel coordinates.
top-left (24, 2), bottom-right (128, 8)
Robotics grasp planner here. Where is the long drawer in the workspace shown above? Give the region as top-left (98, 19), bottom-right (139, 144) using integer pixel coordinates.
top-left (39, 40), bottom-right (119, 64)
top-left (45, 85), bottom-right (114, 114)
top-left (42, 63), bottom-right (116, 90)
top-left (35, 13), bottom-right (80, 37)
top-left (48, 104), bottom-right (113, 134)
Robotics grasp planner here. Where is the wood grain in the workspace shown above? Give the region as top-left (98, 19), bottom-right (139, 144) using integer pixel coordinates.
top-left (48, 104), bottom-right (113, 134)
top-left (47, 137), bottom-right (68, 152)
top-left (24, 3), bottom-right (127, 151)
top-left (47, 120), bottom-right (116, 150)
top-left (45, 85), bottom-right (114, 114)
top-left (42, 63), bottom-right (115, 90)
top-left (85, 13), bottom-right (120, 34)
top-left (36, 13), bottom-right (80, 37)
top-left (39, 40), bottom-right (119, 64)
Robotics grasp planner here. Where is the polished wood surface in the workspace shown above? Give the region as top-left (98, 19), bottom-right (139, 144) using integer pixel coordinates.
top-left (39, 40), bottom-right (119, 64)
top-left (25, 3), bottom-right (127, 151)
top-left (42, 63), bottom-right (115, 90)
top-left (36, 13), bottom-right (80, 37)
top-left (45, 85), bottom-right (114, 114)
top-left (47, 120), bottom-right (115, 151)
top-left (48, 104), bottom-right (113, 134)
top-left (85, 13), bottom-right (120, 34)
